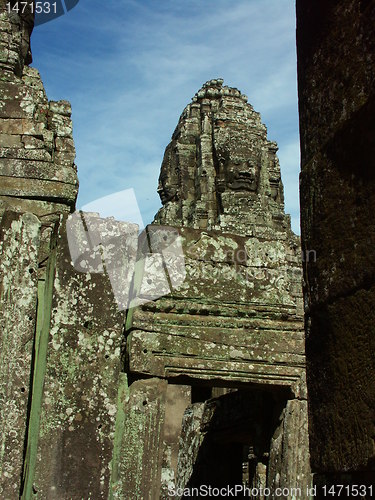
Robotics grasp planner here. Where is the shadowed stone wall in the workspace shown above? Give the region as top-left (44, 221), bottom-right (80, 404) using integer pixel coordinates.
top-left (297, 0), bottom-right (375, 490)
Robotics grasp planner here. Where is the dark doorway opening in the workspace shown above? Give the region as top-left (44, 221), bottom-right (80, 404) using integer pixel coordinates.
top-left (181, 388), bottom-right (286, 497)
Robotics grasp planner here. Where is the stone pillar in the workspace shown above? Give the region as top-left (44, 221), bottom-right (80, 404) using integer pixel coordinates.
top-left (268, 399), bottom-right (312, 499)
top-left (110, 377), bottom-right (168, 500)
top-left (175, 403), bottom-right (205, 497)
top-left (0, 212), bottom-right (40, 498)
top-left (160, 384), bottom-right (191, 498)
top-left (297, 0), bottom-right (375, 483)
top-left (21, 217), bottom-right (126, 499)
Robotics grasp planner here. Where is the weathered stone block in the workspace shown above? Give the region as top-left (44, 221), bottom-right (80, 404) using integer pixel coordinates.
top-left (48, 112), bottom-right (73, 137)
top-left (306, 288), bottom-right (375, 472)
top-left (0, 211), bottom-right (40, 498)
top-left (0, 196), bottom-right (69, 222)
top-left (21, 135), bottom-right (45, 150)
top-left (0, 133), bottom-right (22, 147)
top-left (0, 176), bottom-right (78, 203)
top-left (268, 400), bottom-right (311, 498)
top-left (110, 377), bottom-right (168, 500)
top-left (22, 217), bottom-right (125, 499)
top-left (1, 118), bottom-right (45, 136)
top-left (49, 100), bottom-right (72, 117)
top-left (0, 157), bottom-right (77, 182)
top-left (55, 137), bottom-right (75, 153)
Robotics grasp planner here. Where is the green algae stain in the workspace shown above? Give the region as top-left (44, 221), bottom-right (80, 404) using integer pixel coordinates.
top-left (108, 373), bottom-right (129, 500)
top-left (21, 232), bottom-right (57, 500)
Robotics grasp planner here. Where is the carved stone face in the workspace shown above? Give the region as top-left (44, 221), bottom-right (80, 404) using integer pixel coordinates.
top-left (219, 152), bottom-right (260, 193)
top-left (157, 146), bottom-right (179, 204)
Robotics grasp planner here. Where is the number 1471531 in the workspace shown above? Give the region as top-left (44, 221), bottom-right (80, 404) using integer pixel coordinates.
top-left (6, 2), bottom-right (57, 14)
top-left (322, 484), bottom-right (373, 497)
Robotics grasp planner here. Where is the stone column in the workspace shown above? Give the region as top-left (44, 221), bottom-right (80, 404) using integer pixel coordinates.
top-left (110, 377), bottom-right (168, 500)
top-left (268, 399), bottom-right (312, 499)
top-left (21, 217), bottom-right (126, 499)
top-left (0, 212), bottom-right (40, 498)
top-left (297, 0), bottom-right (375, 483)
top-left (160, 384), bottom-right (191, 498)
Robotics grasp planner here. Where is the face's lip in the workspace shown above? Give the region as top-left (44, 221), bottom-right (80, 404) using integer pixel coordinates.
top-left (229, 179), bottom-right (255, 187)
top-left (159, 191), bottom-right (168, 202)
top-left (236, 171), bottom-right (254, 179)
top-left (228, 173), bottom-right (257, 190)
top-left (231, 171), bottom-right (256, 183)
top-left (157, 184), bottom-right (167, 203)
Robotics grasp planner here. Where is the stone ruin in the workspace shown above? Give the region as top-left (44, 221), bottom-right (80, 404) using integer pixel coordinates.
top-left (0, 6), bottom-right (312, 499)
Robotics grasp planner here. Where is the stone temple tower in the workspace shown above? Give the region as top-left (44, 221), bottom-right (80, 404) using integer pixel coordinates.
top-left (120, 80), bottom-right (311, 498)
top-left (155, 78), bottom-right (288, 237)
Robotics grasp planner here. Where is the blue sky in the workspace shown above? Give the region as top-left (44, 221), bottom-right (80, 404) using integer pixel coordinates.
top-left (30, 0), bottom-right (300, 233)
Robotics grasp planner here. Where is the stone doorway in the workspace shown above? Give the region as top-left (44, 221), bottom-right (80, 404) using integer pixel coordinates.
top-left (174, 388), bottom-right (288, 498)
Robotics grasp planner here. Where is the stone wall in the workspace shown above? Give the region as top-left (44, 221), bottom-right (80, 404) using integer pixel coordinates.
top-left (297, 0), bottom-right (375, 488)
top-left (0, 0), bottom-right (78, 269)
top-left (0, 5), bottom-right (123, 497)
